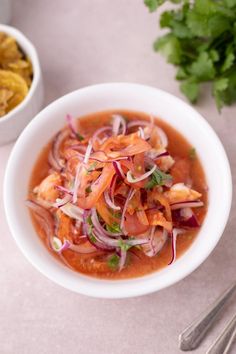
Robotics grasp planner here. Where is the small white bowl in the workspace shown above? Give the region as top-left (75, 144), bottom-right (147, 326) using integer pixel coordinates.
top-left (0, 24), bottom-right (44, 145)
top-left (3, 83), bottom-right (232, 298)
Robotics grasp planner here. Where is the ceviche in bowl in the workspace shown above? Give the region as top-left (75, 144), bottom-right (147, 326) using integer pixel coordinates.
top-left (4, 83), bottom-right (232, 298)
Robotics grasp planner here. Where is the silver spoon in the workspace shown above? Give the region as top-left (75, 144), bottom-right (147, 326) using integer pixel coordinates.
top-left (179, 281), bottom-right (236, 351)
top-left (206, 313), bottom-right (236, 354)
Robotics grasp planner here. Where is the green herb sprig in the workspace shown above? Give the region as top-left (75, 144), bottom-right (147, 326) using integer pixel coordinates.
top-left (145, 0), bottom-right (236, 110)
top-left (145, 168), bottom-right (172, 189)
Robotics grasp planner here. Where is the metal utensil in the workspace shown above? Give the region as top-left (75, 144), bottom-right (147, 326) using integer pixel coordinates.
top-left (206, 313), bottom-right (236, 354)
top-left (179, 281), bottom-right (236, 351)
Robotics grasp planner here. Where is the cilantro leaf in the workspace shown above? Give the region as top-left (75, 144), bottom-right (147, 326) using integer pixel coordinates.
top-left (154, 33), bottom-right (182, 64)
top-left (224, 0), bottom-right (236, 7)
top-left (209, 49), bottom-right (220, 63)
top-left (145, 169), bottom-right (172, 189)
top-left (189, 52), bottom-right (215, 81)
top-left (118, 239), bottom-right (133, 252)
top-left (86, 215), bottom-right (93, 226)
top-left (221, 47), bottom-right (235, 73)
top-left (145, 0), bottom-right (236, 109)
top-left (107, 254), bottom-right (120, 270)
top-left (180, 79), bottom-right (200, 103)
top-left (144, 0), bottom-right (165, 12)
top-left (213, 77), bottom-right (229, 110)
top-left (77, 132), bottom-right (84, 141)
top-left (106, 222), bottom-right (121, 234)
top-left (89, 233), bottom-right (97, 243)
top-left (176, 67), bottom-right (188, 80)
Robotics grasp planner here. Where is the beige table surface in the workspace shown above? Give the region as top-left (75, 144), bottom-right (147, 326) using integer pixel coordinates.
top-left (1, 1), bottom-right (236, 353)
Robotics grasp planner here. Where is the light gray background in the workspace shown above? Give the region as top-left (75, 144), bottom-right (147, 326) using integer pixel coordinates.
top-left (0, 1), bottom-right (236, 353)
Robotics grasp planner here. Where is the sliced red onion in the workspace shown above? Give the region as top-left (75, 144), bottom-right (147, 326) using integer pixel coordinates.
top-left (120, 188), bottom-right (136, 233)
top-left (73, 163), bottom-right (83, 203)
top-left (94, 229), bottom-right (148, 248)
top-left (168, 228), bottom-right (185, 265)
top-left (104, 190), bottom-right (121, 210)
top-left (69, 241), bottom-right (97, 254)
top-left (113, 161), bottom-right (126, 179)
top-left (55, 185), bottom-right (73, 196)
top-left (112, 114), bottom-right (126, 135)
top-left (31, 197), bottom-right (53, 209)
top-left (126, 164), bottom-right (156, 183)
top-left (119, 249), bottom-right (127, 271)
top-left (156, 127), bottom-right (168, 148)
top-left (92, 126), bottom-right (112, 146)
top-left (109, 174), bottom-right (117, 198)
top-left (52, 236), bottom-right (97, 254)
top-left (66, 114), bottom-right (77, 136)
top-left (26, 200), bottom-right (54, 247)
top-left (145, 226), bottom-right (156, 257)
top-left (53, 195), bottom-right (72, 208)
top-left (60, 202), bottom-right (84, 222)
top-left (89, 156), bottom-right (128, 163)
top-left (52, 130), bottom-right (69, 169)
top-left (92, 230), bottom-right (121, 247)
top-left (91, 208), bottom-right (122, 237)
top-left (127, 120), bottom-right (150, 129)
top-left (83, 140), bottom-right (93, 164)
top-left (48, 149), bottom-right (62, 171)
top-left (143, 227), bottom-right (168, 257)
top-left (147, 149), bottom-right (170, 160)
top-left (180, 208), bottom-right (200, 228)
top-left (83, 211), bottom-right (113, 251)
top-left (52, 237), bottom-right (70, 252)
top-left (138, 127), bottom-right (145, 139)
top-left (171, 201), bottom-right (204, 210)
top-left (182, 215), bottom-right (200, 228)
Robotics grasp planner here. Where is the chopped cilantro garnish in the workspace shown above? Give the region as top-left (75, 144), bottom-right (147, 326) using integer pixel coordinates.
top-left (86, 215), bottom-right (93, 226)
top-left (189, 147), bottom-right (196, 160)
top-left (144, 0), bottom-right (236, 110)
top-left (106, 222), bottom-right (121, 234)
top-left (110, 210), bottom-right (122, 219)
top-left (77, 132), bottom-right (84, 141)
top-left (85, 186), bottom-right (92, 194)
top-left (107, 254), bottom-right (120, 270)
top-left (118, 239), bottom-right (133, 252)
top-left (89, 233), bottom-right (97, 243)
top-left (145, 169), bottom-right (172, 189)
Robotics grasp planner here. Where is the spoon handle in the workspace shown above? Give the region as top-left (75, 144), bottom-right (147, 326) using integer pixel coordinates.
top-left (206, 313), bottom-right (236, 354)
top-left (179, 281), bottom-right (236, 351)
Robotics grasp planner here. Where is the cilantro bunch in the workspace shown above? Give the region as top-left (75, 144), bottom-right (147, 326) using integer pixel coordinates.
top-left (145, 0), bottom-right (236, 110)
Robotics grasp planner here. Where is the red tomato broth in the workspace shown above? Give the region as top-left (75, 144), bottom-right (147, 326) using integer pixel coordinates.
top-left (28, 110), bottom-right (208, 279)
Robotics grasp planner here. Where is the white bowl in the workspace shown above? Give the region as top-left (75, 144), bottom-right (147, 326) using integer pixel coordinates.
top-left (3, 83), bottom-right (232, 298)
top-left (0, 24), bottom-right (44, 145)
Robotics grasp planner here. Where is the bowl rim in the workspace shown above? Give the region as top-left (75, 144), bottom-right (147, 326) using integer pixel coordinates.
top-left (3, 83), bottom-right (232, 298)
top-left (0, 24), bottom-right (41, 123)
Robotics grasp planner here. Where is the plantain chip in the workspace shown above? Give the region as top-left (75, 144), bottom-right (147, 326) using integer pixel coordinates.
top-left (6, 58), bottom-right (33, 87)
top-left (0, 88), bottom-right (13, 117)
top-left (0, 70), bottom-right (28, 115)
top-left (0, 32), bottom-right (33, 117)
top-left (0, 32), bottom-right (22, 67)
